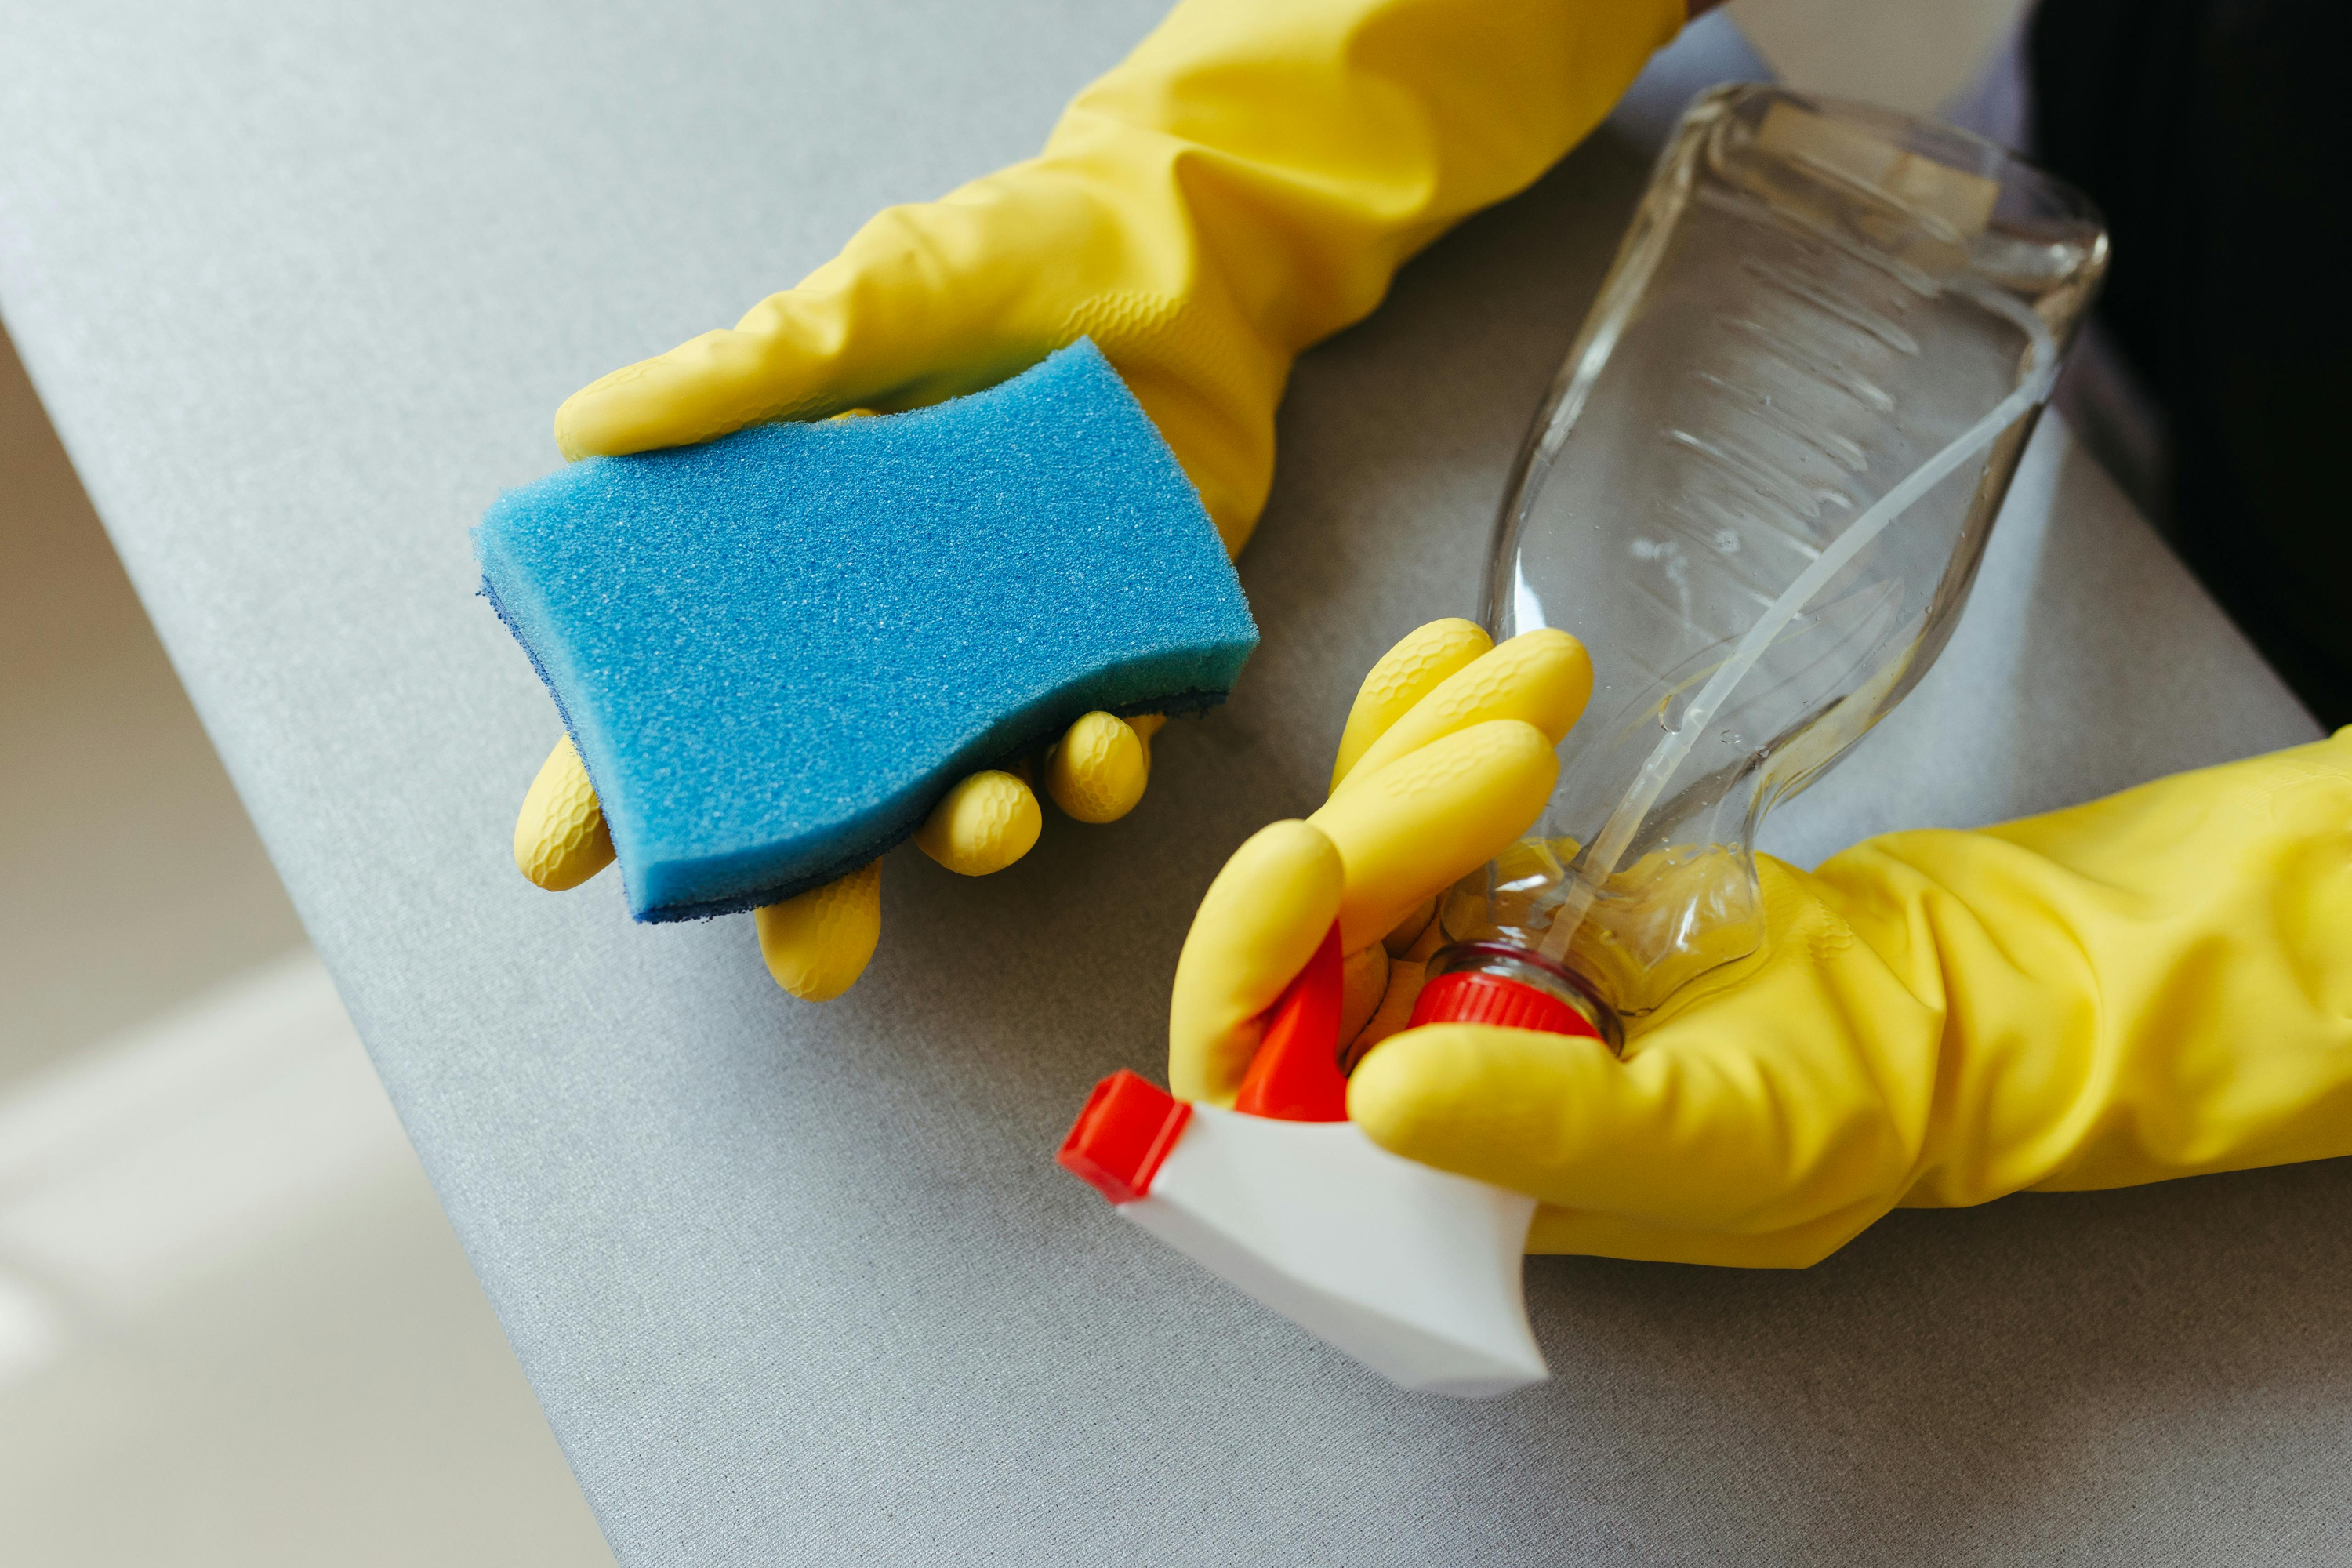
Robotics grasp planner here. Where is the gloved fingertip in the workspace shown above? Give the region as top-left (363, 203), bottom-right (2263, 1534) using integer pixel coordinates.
top-left (1402, 909), bottom-right (1448, 963)
top-left (1347, 956), bottom-right (1428, 1065)
top-left (1312, 720), bottom-right (1559, 951)
top-left (1344, 1024), bottom-right (1494, 1149)
top-left (1334, 631), bottom-right (1593, 791)
top-left (1168, 821), bottom-right (1345, 1103)
top-left (1504, 627), bottom-right (1595, 742)
top-left (1330, 619), bottom-right (1494, 791)
top-left (1338, 944), bottom-right (1389, 1045)
top-left (1044, 711), bottom-right (1149, 823)
top-left (1347, 1022), bottom-right (1607, 1188)
top-left (514, 735), bottom-right (615, 891)
top-left (916, 770), bottom-right (1043, 874)
top-left (551, 404), bottom-right (592, 463)
top-left (552, 361), bottom-right (659, 461)
top-left (552, 325), bottom-right (810, 460)
top-left (755, 862), bottom-right (882, 1001)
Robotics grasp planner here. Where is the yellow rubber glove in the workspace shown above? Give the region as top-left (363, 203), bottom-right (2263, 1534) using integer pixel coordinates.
top-left (1348, 729), bottom-right (2352, 1266)
top-left (514, 0), bottom-right (1685, 999)
top-left (1171, 619), bottom-right (1595, 1102)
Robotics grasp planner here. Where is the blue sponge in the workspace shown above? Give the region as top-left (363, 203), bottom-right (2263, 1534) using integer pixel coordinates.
top-left (476, 339), bottom-right (1258, 923)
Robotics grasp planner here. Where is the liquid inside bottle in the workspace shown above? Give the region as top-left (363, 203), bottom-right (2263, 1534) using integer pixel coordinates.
top-left (1437, 85), bottom-right (2108, 1026)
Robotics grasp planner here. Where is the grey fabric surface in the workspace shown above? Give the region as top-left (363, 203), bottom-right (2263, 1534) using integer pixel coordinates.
top-left (1, 2), bottom-right (2341, 1563)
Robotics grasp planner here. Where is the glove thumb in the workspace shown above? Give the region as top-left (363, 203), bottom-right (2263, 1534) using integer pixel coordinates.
top-left (1346, 1000), bottom-right (1911, 1251)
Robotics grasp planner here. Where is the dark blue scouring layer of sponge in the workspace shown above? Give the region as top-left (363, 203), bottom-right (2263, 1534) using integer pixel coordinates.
top-left (476, 339), bottom-right (1258, 924)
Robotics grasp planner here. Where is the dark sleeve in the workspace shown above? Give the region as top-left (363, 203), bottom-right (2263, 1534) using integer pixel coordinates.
top-left (2030, 0), bottom-right (2350, 727)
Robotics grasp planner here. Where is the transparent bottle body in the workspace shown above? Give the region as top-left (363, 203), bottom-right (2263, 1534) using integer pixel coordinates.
top-left (1443, 85), bottom-right (2107, 1020)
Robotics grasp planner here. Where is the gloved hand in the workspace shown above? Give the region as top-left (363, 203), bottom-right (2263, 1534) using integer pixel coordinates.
top-left (1170, 619), bottom-right (1595, 1102)
top-left (1345, 728), bottom-right (2352, 1265)
top-left (511, 0), bottom-right (1686, 1000)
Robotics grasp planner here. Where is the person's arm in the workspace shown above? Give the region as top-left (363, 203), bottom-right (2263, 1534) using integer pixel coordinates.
top-left (555, 0), bottom-right (1690, 551)
top-left (516, 0), bottom-right (1690, 1000)
top-left (1175, 622), bottom-right (2352, 1267)
top-left (1350, 730), bottom-right (2352, 1265)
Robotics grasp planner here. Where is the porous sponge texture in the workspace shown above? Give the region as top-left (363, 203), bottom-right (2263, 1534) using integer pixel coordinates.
top-left (477, 340), bottom-right (1257, 922)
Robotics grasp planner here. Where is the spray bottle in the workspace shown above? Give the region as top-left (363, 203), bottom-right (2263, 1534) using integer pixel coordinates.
top-left (1058, 85), bottom-right (2107, 1396)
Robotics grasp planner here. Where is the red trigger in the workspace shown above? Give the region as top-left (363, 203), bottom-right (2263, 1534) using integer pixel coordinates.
top-left (1230, 921), bottom-right (1348, 1122)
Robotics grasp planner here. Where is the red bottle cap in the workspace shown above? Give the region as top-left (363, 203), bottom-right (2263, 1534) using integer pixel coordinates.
top-left (1408, 969), bottom-right (1602, 1040)
top-left (1058, 1069), bottom-right (1192, 1206)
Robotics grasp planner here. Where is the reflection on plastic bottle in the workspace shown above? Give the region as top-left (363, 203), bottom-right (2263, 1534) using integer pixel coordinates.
top-left (1439, 85), bottom-right (2109, 1027)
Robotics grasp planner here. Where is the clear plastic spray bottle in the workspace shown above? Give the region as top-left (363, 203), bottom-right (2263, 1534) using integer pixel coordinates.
top-left (1418, 85), bottom-right (2108, 1038)
top-left (1060, 85), bottom-right (2112, 1400)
